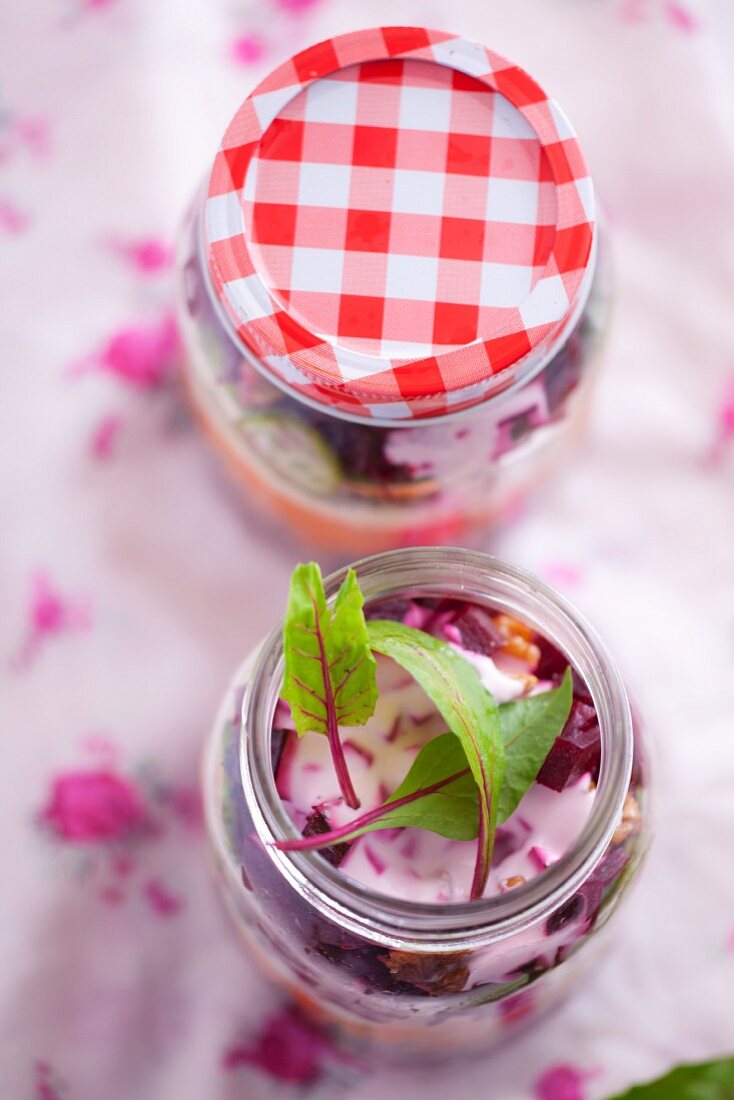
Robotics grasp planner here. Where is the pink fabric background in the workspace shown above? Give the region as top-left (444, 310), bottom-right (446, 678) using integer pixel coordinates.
top-left (2, 1), bottom-right (733, 1097)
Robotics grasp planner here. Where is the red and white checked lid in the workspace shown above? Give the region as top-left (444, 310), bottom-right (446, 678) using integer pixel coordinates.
top-left (206, 27), bottom-right (596, 421)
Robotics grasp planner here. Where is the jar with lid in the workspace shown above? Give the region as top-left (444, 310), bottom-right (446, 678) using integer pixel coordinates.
top-left (177, 28), bottom-right (608, 553)
top-left (203, 549), bottom-right (649, 1061)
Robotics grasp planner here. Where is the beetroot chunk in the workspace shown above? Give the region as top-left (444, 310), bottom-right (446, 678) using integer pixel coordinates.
top-left (453, 606), bottom-right (504, 656)
top-left (536, 700), bottom-right (601, 792)
top-left (301, 808), bottom-right (351, 867)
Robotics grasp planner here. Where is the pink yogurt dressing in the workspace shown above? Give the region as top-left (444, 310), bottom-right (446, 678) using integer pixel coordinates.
top-left (276, 649), bottom-right (595, 904)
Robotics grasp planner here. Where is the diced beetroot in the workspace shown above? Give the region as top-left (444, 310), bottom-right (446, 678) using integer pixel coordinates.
top-left (536, 700), bottom-right (601, 792)
top-left (274, 731), bottom-right (300, 801)
top-left (492, 821), bottom-right (531, 868)
top-left (273, 698), bottom-right (296, 729)
top-left (301, 808), bottom-right (351, 867)
top-left (593, 844), bottom-right (630, 886)
top-left (545, 844), bottom-right (630, 936)
top-left (271, 727), bottom-right (289, 775)
top-left (528, 845), bottom-right (559, 871)
top-left (453, 605), bottom-right (504, 656)
top-left (365, 597), bottom-right (413, 623)
top-left (425, 609), bottom-right (461, 642)
top-left (571, 669), bottom-right (593, 706)
top-left (534, 636), bottom-right (569, 683)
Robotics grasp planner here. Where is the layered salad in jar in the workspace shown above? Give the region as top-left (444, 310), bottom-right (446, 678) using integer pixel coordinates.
top-left (205, 555), bottom-right (648, 1055)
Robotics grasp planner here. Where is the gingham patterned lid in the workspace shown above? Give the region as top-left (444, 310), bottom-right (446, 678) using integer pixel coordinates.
top-left (206, 27), bottom-right (596, 421)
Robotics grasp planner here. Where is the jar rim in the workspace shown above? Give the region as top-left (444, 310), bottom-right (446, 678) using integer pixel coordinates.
top-left (240, 548), bottom-right (633, 949)
top-left (193, 199), bottom-right (599, 431)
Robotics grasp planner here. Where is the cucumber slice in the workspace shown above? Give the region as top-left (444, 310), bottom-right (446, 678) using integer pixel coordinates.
top-left (238, 411), bottom-right (342, 496)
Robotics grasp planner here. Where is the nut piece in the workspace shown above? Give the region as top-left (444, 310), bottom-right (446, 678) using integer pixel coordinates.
top-left (494, 614), bottom-right (541, 669)
top-left (612, 792), bottom-right (642, 845)
top-left (378, 950), bottom-right (470, 996)
top-left (499, 875), bottom-right (527, 892)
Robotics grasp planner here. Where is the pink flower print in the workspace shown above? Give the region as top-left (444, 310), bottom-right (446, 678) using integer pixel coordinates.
top-left (68, 313), bottom-right (180, 389)
top-left (535, 1063), bottom-right (600, 1100)
top-left (542, 562), bottom-right (584, 588)
top-left (274, 0), bottom-right (322, 11)
top-left (160, 784), bottom-right (203, 831)
top-left (11, 572), bottom-right (92, 670)
top-left (664, 1), bottom-right (699, 32)
top-left (707, 373), bottom-right (734, 465)
top-left (81, 731), bottom-right (119, 766)
top-left (0, 113), bottom-right (50, 163)
top-left (0, 198), bottom-right (30, 234)
top-left (42, 769), bottom-right (145, 843)
top-left (619, 0), bottom-right (649, 21)
top-left (230, 33), bottom-right (266, 65)
top-left (726, 926), bottom-right (734, 951)
top-left (106, 235), bottom-right (173, 274)
top-left (34, 1061), bottom-right (65, 1100)
top-left (90, 413), bottom-right (123, 459)
top-left (222, 1004), bottom-right (333, 1084)
top-left (144, 878), bottom-right (184, 917)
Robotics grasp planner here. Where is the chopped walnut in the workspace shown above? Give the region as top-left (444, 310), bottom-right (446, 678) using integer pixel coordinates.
top-left (378, 949), bottom-right (470, 996)
top-left (517, 673), bottom-right (539, 696)
top-left (494, 614), bottom-right (541, 669)
top-left (499, 874), bottom-right (527, 892)
top-left (612, 792), bottom-right (642, 845)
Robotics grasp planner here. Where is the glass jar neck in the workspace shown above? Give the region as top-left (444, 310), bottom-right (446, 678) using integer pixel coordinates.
top-left (240, 548), bottom-right (632, 951)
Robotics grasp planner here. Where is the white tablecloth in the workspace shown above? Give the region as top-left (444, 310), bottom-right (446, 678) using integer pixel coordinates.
top-left (2, 1), bottom-right (733, 1097)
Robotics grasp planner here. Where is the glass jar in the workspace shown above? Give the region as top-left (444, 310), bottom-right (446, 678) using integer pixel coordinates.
top-left (203, 549), bottom-right (649, 1061)
top-left (176, 28), bottom-right (609, 554)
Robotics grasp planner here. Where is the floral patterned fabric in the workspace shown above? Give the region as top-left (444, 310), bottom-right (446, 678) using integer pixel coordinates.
top-left (2, 1), bottom-right (733, 1098)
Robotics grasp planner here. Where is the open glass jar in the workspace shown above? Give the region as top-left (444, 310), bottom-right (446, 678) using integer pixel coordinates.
top-left (203, 549), bottom-right (649, 1061)
top-left (177, 28), bottom-right (609, 553)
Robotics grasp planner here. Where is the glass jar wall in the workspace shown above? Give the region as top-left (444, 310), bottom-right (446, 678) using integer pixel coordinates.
top-left (202, 550), bottom-right (649, 1061)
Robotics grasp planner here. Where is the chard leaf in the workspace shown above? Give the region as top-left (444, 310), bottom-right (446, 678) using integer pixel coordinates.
top-left (282, 564), bottom-right (378, 809)
top-left (275, 734), bottom-right (476, 854)
top-left (497, 668), bottom-right (573, 822)
top-left (375, 733), bottom-right (477, 838)
top-left (366, 619), bottom-right (504, 899)
top-left (276, 674), bottom-right (575, 858)
top-left (607, 1057), bottom-right (734, 1098)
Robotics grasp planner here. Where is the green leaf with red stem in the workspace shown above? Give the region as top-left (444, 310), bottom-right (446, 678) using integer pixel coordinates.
top-left (366, 619), bottom-right (505, 899)
top-left (275, 733), bottom-right (477, 853)
top-left (281, 564), bottom-right (378, 810)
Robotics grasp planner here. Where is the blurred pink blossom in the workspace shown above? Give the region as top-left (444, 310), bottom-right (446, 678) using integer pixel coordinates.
top-left (707, 373), bottom-right (734, 465)
top-left (90, 414), bottom-right (123, 459)
top-left (34, 1062), bottom-right (65, 1100)
top-left (230, 33), bottom-right (266, 65)
top-left (542, 562), bottom-right (585, 588)
top-left (106, 235), bottom-right (172, 274)
top-left (664, 2), bottom-right (699, 32)
top-left (144, 878), bottom-right (184, 917)
top-left (0, 199), bottom-right (30, 234)
top-left (274, 0), bottom-right (321, 11)
top-left (68, 313), bottom-right (180, 389)
top-left (11, 572), bottom-right (92, 670)
top-left (42, 769), bottom-right (145, 843)
top-left (535, 1063), bottom-right (600, 1100)
top-left (15, 115), bottom-right (51, 157)
top-left (619, 0), bottom-right (648, 22)
top-left (222, 1005), bottom-right (333, 1084)
top-left (0, 114), bottom-right (50, 162)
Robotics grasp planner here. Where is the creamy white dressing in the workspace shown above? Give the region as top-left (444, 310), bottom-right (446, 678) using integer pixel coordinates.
top-left (277, 652), bottom-right (595, 904)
